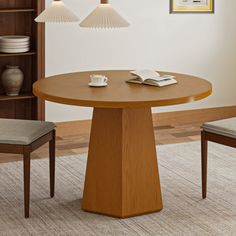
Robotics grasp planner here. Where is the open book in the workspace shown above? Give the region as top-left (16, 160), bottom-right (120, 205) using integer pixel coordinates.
top-left (127, 70), bottom-right (178, 87)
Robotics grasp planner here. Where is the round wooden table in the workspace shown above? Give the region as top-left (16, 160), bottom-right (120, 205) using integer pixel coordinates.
top-left (33, 70), bottom-right (212, 218)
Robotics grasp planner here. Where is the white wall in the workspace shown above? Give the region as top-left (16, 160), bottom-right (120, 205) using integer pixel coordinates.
top-left (45, 0), bottom-right (236, 122)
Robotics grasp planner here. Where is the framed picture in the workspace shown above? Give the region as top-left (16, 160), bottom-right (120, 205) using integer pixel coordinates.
top-left (170, 0), bottom-right (214, 13)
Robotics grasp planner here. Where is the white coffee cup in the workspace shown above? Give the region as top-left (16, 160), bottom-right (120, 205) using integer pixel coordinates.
top-left (90, 74), bottom-right (108, 85)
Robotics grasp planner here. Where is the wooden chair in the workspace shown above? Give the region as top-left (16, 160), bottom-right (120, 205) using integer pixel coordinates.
top-left (201, 117), bottom-right (236, 199)
top-left (0, 119), bottom-right (56, 218)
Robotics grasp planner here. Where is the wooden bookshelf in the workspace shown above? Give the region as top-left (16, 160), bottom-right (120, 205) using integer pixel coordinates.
top-left (0, 0), bottom-right (45, 120)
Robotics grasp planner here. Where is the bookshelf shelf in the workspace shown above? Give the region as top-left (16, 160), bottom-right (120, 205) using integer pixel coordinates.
top-left (0, 52), bottom-right (37, 57)
top-left (0, 9), bottom-right (36, 13)
top-left (0, 93), bottom-right (35, 101)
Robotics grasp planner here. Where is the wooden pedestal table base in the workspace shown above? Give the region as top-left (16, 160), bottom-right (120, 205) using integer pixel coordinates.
top-left (82, 108), bottom-right (163, 218)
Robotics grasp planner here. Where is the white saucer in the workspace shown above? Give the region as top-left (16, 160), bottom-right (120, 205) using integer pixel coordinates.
top-left (88, 82), bottom-right (107, 87)
top-left (0, 47), bottom-right (30, 53)
top-left (0, 35), bottom-right (30, 43)
top-left (0, 42), bottom-right (30, 49)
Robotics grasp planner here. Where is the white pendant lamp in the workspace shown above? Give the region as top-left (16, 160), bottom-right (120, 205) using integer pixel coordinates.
top-left (35, 0), bottom-right (80, 23)
top-left (80, 0), bottom-right (129, 29)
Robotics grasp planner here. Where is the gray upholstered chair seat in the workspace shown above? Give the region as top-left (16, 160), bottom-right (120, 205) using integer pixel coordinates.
top-left (0, 119), bottom-right (55, 145)
top-left (202, 117), bottom-right (236, 139)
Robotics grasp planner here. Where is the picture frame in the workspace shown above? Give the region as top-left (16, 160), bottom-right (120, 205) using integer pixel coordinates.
top-left (170, 0), bottom-right (214, 13)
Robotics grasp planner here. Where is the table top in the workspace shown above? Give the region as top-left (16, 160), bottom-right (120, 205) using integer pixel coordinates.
top-left (33, 70), bottom-right (212, 108)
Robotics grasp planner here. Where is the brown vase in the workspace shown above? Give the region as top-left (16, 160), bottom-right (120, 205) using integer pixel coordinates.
top-left (1, 65), bottom-right (24, 96)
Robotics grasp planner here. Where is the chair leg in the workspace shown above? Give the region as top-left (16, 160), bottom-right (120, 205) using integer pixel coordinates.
top-left (201, 131), bottom-right (208, 199)
top-left (23, 148), bottom-right (31, 218)
top-left (49, 130), bottom-right (56, 198)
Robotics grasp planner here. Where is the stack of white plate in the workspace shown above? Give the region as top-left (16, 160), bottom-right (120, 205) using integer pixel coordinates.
top-left (0, 36), bottom-right (30, 53)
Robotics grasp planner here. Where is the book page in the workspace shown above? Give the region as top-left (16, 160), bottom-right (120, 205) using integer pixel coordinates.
top-left (143, 78), bottom-right (178, 87)
top-left (130, 70), bottom-right (161, 82)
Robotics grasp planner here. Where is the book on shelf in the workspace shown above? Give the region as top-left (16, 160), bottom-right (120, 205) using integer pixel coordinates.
top-left (127, 70), bottom-right (178, 87)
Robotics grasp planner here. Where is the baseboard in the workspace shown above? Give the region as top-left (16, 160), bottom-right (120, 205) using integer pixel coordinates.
top-left (56, 106), bottom-right (236, 136)
top-left (152, 106), bottom-right (236, 126)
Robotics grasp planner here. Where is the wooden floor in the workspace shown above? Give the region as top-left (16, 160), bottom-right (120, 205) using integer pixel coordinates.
top-left (0, 123), bottom-right (202, 164)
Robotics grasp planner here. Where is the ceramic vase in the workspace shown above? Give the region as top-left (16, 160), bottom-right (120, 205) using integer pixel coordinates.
top-left (1, 65), bottom-right (24, 96)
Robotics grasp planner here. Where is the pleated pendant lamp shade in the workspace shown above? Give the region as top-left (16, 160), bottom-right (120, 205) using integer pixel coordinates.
top-left (35, 0), bottom-right (80, 23)
top-left (80, 0), bottom-right (129, 29)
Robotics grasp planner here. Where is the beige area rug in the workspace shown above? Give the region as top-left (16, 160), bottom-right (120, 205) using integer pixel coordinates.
top-left (0, 142), bottom-right (235, 236)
